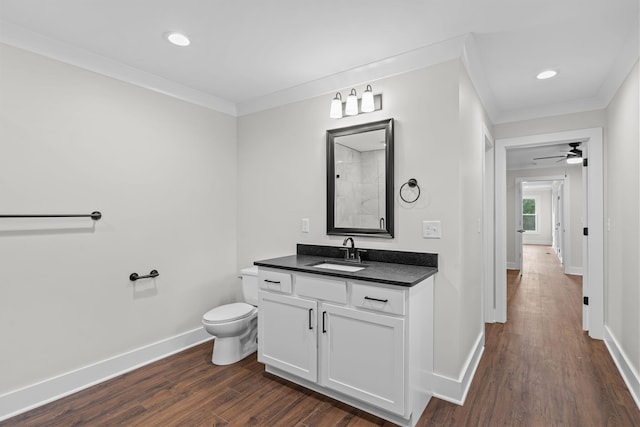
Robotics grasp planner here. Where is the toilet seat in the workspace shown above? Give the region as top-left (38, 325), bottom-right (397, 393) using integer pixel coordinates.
top-left (203, 302), bottom-right (256, 324)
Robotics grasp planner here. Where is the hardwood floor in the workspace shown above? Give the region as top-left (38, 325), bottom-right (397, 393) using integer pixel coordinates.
top-left (3, 245), bottom-right (639, 426)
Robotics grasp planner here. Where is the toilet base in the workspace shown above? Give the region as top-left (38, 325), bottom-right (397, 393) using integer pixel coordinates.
top-left (211, 318), bottom-right (258, 365)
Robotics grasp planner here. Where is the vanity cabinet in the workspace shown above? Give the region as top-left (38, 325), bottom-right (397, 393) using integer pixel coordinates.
top-left (320, 303), bottom-right (405, 414)
top-left (257, 267), bottom-right (434, 427)
top-left (258, 291), bottom-right (317, 382)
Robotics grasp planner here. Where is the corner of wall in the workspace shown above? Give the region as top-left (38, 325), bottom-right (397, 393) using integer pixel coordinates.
top-left (431, 331), bottom-right (485, 405)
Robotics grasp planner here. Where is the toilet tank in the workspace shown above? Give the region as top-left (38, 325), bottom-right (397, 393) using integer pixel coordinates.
top-left (240, 266), bottom-right (259, 306)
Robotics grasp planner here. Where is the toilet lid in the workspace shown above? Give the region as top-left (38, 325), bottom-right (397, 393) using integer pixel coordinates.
top-left (203, 302), bottom-right (256, 324)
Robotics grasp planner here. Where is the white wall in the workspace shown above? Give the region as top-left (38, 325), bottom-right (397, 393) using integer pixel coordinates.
top-left (605, 59), bottom-right (639, 381)
top-left (521, 189), bottom-right (553, 245)
top-left (237, 60), bottom-right (489, 380)
top-left (0, 44), bottom-right (238, 394)
top-left (493, 110), bottom-right (607, 140)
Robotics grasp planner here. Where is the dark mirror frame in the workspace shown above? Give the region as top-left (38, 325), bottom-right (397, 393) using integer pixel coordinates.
top-left (326, 118), bottom-right (394, 238)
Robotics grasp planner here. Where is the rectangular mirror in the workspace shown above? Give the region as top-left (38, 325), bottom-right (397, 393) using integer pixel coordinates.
top-left (326, 118), bottom-right (394, 238)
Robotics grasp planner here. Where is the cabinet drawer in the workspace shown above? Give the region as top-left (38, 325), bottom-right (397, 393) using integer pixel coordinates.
top-left (296, 275), bottom-right (347, 304)
top-left (259, 269), bottom-right (292, 294)
top-left (351, 283), bottom-right (405, 315)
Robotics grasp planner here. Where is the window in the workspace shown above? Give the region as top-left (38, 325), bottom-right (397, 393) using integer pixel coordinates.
top-left (522, 197), bottom-right (538, 232)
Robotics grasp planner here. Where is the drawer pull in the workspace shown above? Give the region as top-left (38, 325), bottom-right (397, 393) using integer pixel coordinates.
top-left (308, 308), bottom-right (313, 330)
top-left (364, 296), bottom-right (389, 303)
top-left (264, 279), bottom-right (281, 284)
top-left (322, 311), bottom-right (327, 333)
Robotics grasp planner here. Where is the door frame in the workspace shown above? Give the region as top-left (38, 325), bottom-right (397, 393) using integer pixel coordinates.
top-left (493, 128), bottom-right (603, 339)
top-left (483, 124), bottom-right (496, 323)
top-left (514, 179), bottom-right (526, 273)
top-left (552, 180), bottom-right (565, 264)
top-left (516, 175), bottom-right (569, 274)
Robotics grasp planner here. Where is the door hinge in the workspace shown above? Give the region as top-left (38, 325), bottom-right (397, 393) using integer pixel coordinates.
top-left (583, 227), bottom-right (588, 236)
top-left (583, 158), bottom-right (588, 167)
top-left (583, 296), bottom-right (589, 305)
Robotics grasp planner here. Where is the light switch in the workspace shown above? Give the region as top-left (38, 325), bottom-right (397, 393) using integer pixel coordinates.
top-left (301, 218), bottom-right (310, 233)
top-left (422, 221), bottom-right (441, 239)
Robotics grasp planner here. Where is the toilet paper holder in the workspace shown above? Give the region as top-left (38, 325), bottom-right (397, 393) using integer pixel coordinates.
top-left (130, 270), bottom-right (159, 281)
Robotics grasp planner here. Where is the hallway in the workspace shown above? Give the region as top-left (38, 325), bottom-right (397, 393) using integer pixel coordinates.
top-left (3, 245), bottom-right (639, 426)
top-left (423, 244), bottom-right (640, 425)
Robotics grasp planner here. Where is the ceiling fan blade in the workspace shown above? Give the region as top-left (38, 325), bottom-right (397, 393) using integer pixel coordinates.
top-left (533, 155), bottom-right (566, 160)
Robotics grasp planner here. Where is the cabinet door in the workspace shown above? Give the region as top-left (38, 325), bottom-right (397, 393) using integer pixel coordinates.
top-left (320, 303), bottom-right (405, 415)
top-left (258, 291), bottom-right (317, 382)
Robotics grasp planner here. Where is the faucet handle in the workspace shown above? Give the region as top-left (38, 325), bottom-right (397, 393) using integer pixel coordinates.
top-left (339, 247), bottom-right (357, 261)
top-left (354, 248), bottom-right (367, 262)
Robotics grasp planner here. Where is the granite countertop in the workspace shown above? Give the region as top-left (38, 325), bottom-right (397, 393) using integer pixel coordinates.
top-left (254, 244), bottom-right (438, 287)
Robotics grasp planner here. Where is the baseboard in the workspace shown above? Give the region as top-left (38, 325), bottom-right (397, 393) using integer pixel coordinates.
top-left (564, 266), bottom-right (583, 276)
top-left (522, 241), bottom-right (553, 246)
top-left (604, 326), bottom-right (640, 410)
top-left (0, 327), bottom-right (212, 421)
top-left (431, 331), bottom-right (485, 405)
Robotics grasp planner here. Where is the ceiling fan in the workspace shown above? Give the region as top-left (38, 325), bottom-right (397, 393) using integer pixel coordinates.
top-left (533, 142), bottom-right (583, 164)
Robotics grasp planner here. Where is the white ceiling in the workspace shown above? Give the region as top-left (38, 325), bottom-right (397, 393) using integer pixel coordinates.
top-left (0, 0), bottom-right (638, 122)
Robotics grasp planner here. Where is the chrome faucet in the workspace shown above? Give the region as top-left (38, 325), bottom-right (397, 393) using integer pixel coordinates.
top-left (342, 237), bottom-right (364, 262)
top-left (343, 237), bottom-right (355, 250)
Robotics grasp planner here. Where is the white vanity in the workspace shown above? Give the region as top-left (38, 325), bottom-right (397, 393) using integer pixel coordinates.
top-left (255, 245), bottom-right (437, 427)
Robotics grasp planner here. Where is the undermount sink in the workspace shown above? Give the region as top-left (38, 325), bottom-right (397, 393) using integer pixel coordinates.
top-left (309, 261), bottom-right (366, 272)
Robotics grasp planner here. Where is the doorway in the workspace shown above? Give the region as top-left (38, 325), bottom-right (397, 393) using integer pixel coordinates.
top-left (490, 128), bottom-right (603, 340)
top-left (515, 176), bottom-right (570, 277)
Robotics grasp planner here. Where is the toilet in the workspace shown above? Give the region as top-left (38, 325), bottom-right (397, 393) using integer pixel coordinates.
top-left (202, 266), bottom-right (259, 365)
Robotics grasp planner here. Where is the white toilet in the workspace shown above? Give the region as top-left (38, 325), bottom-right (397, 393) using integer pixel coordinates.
top-left (202, 266), bottom-right (259, 365)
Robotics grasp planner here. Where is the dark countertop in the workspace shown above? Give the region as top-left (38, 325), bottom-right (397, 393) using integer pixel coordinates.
top-left (254, 245), bottom-right (438, 287)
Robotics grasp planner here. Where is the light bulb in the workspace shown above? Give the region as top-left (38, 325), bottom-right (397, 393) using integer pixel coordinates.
top-left (566, 156), bottom-right (582, 164)
top-left (345, 89), bottom-right (358, 116)
top-left (361, 85), bottom-right (375, 113)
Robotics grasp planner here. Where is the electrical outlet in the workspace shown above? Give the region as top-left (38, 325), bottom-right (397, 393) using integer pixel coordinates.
top-left (422, 221), bottom-right (441, 239)
top-left (301, 218), bottom-right (310, 233)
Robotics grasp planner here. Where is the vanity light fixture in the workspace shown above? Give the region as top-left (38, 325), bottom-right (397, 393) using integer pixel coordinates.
top-left (329, 85), bottom-right (382, 118)
top-left (166, 32), bottom-right (191, 47)
top-left (345, 89), bottom-right (359, 116)
top-left (536, 69), bottom-right (557, 80)
top-left (330, 93), bottom-right (343, 118)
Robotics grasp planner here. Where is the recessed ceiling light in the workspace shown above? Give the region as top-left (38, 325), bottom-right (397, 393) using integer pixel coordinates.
top-left (166, 32), bottom-right (190, 47)
top-left (536, 70), bottom-right (557, 80)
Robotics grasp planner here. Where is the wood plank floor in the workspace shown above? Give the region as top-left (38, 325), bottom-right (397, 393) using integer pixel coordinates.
top-left (3, 245), bottom-right (639, 426)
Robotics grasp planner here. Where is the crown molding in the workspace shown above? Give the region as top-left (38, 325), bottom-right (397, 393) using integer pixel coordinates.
top-left (597, 15), bottom-right (639, 109)
top-left (236, 35), bottom-right (468, 116)
top-left (2, 17), bottom-right (637, 123)
top-left (460, 33), bottom-right (500, 123)
top-left (0, 20), bottom-right (237, 116)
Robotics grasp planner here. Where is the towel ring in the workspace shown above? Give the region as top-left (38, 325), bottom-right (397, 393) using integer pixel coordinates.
top-left (400, 178), bottom-right (420, 203)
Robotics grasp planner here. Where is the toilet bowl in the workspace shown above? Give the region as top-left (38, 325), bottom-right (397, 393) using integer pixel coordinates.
top-left (202, 267), bottom-right (259, 365)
